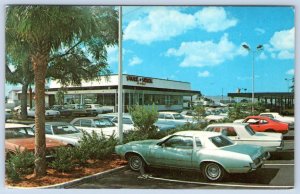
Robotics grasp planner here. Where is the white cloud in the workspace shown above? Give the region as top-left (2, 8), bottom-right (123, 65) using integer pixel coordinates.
top-left (124, 7), bottom-right (237, 44)
top-left (267, 27), bottom-right (295, 60)
top-left (258, 52), bottom-right (267, 60)
top-left (194, 7), bottom-right (238, 32)
top-left (286, 69), bottom-right (294, 75)
top-left (124, 8), bottom-right (196, 44)
top-left (166, 34), bottom-right (244, 67)
top-left (198, 71), bottom-right (211, 77)
top-left (255, 28), bottom-right (265, 35)
top-left (128, 56), bottom-right (143, 66)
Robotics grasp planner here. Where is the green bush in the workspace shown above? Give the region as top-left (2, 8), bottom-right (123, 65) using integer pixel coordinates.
top-left (129, 104), bottom-right (158, 133)
top-left (77, 131), bottom-right (118, 160)
top-left (49, 146), bottom-right (75, 173)
top-left (6, 149), bottom-right (35, 182)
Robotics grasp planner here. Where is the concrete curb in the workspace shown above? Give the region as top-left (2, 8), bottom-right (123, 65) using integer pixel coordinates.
top-left (7, 165), bottom-right (128, 189)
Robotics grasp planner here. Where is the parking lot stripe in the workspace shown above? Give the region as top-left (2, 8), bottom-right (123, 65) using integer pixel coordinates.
top-left (143, 175), bottom-right (293, 189)
top-left (264, 164), bottom-right (294, 166)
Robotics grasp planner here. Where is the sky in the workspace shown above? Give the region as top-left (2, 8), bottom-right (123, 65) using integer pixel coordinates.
top-left (5, 6), bottom-right (295, 97)
top-left (106, 6), bottom-right (295, 96)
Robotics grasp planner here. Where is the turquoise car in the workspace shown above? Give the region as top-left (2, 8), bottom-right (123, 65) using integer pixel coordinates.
top-left (115, 131), bottom-right (270, 182)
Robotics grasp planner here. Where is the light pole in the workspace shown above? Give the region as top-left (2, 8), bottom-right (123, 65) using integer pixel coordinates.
top-left (285, 78), bottom-right (293, 92)
top-left (242, 44), bottom-right (263, 113)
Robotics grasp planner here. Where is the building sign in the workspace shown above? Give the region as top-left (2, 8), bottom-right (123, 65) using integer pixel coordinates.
top-left (126, 75), bottom-right (153, 85)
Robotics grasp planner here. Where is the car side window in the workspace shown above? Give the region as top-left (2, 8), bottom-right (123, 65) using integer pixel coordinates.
top-left (81, 120), bottom-right (92, 127)
top-left (158, 114), bottom-right (164, 119)
top-left (221, 127), bottom-right (237, 137)
top-left (164, 136), bottom-right (193, 149)
top-left (260, 119), bottom-right (268, 124)
top-left (195, 137), bottom-right (202, 147)
top-left (72, 120), bottom-right (81, 126)
top-left (165, 114), bottom-right (173, 120)
top-left (45, 125), bottom-right (53, 134)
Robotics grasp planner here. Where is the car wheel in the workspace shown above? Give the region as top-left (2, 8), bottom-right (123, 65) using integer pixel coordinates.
top-left (202, 162), bottom-right (225, 182)
top-left (128, 154), bottom-right (145, 172)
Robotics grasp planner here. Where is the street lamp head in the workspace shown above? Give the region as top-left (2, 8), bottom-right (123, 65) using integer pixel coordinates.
top-left (256, 44), bottom-right (263, 50)
top-left (242, 44), bottom-right (250, 50)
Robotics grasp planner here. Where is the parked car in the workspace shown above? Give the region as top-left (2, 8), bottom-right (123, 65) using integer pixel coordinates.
top-left (5, 109), bottom-right (13, 121)
top-left (102, 113), bottom-right (176, 131)
top-left (27, 107), bottom-right (60, 118)
top-left (259, 112), bottom-right (294, 129)
top-left (31, 122), bottom-right (83, 146)
top-left (5, 123), bottom-right (67, 158)
top-left (204, 123), bottom-right (283, 152)
top-left (70, 117), bottom-right (122, 137)
top-left (115, 130), bottom-right (269, 182)
top-left (65, 104), bottom-right (97, 117)
top-left (85, 104), bottom-right (113, 114)
top-left (234, 116), bottom-right (289, 134)
top-left (157, 111), bottom-right (197, 127)
top-left (51, 105), bottom-right (73, 117)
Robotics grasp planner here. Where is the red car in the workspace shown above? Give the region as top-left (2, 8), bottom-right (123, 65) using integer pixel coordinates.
top-left (241, 116), bottom-right (289, 134)
top-left (5, 123), bottom-right (67, 158)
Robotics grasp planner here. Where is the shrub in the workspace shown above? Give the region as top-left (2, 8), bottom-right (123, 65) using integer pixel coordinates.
top-left (77, 131), bottom-right (118, 160)
top-left (129, 104), bottom-right (158, 133)
top-left (5, 149), bottom-right (35, 182)
top-left (49, 146), bottom-right (75, 173)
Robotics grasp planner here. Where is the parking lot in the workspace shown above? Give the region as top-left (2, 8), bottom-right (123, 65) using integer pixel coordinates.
top-left (70, 130), bottom-right (294, 189)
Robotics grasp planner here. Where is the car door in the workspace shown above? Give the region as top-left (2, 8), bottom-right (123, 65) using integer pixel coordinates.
top-left (149, 135), bottom-right (193, 168)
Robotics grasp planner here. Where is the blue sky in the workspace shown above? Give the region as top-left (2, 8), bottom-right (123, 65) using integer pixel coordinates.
top-left (5, 6), bottom-right (295, 97)
top-left (107, 6), bottom-right (295, 96)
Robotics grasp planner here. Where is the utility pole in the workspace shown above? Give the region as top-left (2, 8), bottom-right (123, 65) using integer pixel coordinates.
top-left (117, 6), bottom-right (123, 143)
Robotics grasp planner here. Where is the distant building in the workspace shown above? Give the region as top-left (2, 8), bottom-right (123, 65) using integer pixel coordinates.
top-left (46, 74), bottom-right (201, 112)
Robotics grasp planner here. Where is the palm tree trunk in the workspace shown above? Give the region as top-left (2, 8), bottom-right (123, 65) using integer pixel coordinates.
top-left (20, 83), bottom-right (28, 120)
top-left (32, 52), bottom-right (48, 177)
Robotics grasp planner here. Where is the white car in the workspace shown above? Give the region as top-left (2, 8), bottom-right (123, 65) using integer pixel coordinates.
top-left (259, 112), bottom-right (294, 129)
top-left (85, 104), bottom-right (113, 114)
top-left (204, 123), bottom-right (283, 152)
top-left (102, 113), bottom-right (176, 132)
top-left (31, 122), bottom-right (83, 146)
top-left (70, 117), bottom-right (123, 137)
top-left (157, 111), bottom-right (196, 127)
top-left (27, 107), bottom-right (60, 118)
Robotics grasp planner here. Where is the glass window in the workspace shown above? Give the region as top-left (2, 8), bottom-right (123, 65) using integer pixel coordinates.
top-left (165, 114), bottom-right (173, 120)
top-left (222, 127), bottom-right (237, 137)
top-left (259, 119), bottom-right (268, 124)
top-left (5, 127), bottom-right (34, 139)
top-left (195, 137), bottom-right (202, 147)
top-left (94, 118), bottom-right (115, 128)
top-left (245, 125), bottom-right (256, 135)
top-left (45, 125), bottom-right (53, 135)
top-left (158, 113), bottom-right (165, 119)
top-left (72, 120), bottom-right (81, 126)
top-left (173, 114), bottom-right (185, 120)
top-left (209, 135), bottom-right (233, 147)
top-left (52, 124), bottom-right (80, 135)
top-left (164, 136), bottom-right (193, 149)
top-left (81, 120), bottom-right (92, 127)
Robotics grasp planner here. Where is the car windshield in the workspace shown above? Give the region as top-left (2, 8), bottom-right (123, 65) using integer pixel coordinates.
top-left (173, 114), bottom-right (185, 120)
top-left (94, 118), bottom-right (115, 128)
top-left (5, 127), bottom-right (35, 139)
top-left (51, 124), bottom-right (80, 135)
top-left (209, 135), bottom-right (233, 147)
top-left (245, 125), bottom-right (256, 135)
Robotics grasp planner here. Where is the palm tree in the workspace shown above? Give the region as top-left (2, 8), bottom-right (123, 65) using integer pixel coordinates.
top-left (6, 5), bottom-right (118, 177)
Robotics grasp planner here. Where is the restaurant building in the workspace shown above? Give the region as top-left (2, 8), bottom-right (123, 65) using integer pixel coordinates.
top-left (46, 74), bottom-right (201, 112)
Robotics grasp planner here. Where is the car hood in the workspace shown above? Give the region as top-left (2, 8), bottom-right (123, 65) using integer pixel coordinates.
top-left (6, 137), bottom-right (65, 151)
top-left (221, 144), bottom-right (263, 159)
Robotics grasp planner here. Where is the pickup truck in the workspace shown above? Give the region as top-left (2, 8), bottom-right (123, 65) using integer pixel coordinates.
top-left (259, 112), bottom-right (294, 129)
